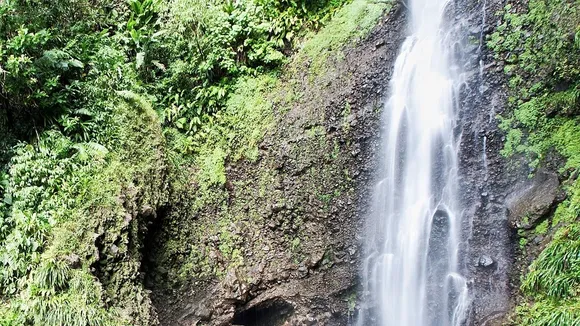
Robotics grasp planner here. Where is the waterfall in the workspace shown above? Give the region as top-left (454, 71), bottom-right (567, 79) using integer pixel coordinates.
top-left (357, 1), bottom-right (469, 325)
top-left (483, 135), bottom-right (488, 178)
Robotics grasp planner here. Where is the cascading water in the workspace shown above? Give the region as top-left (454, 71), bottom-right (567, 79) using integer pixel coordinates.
top-left (357, 1), bottom-right (469, 325)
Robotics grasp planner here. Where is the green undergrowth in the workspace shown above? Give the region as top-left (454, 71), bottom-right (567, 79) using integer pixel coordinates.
top-left (195, 75), bottom-right (277, 192)
top-left (297, 0), bottom-right (392, 74)
top-left (0, 93), bottom-right (166, 325)
top-left (1, 0), bottom-right (358, 324)
top-left (489, 0), bottom-right (580, 324)
top-left (515, 179), bottom-right (580, 326)
top-left (152, 75), bottom-right (278, 279)
top-left (490, 0), bottom-right (580, 169)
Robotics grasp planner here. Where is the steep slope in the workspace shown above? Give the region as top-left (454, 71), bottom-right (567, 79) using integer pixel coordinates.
top-left (0, 94), bottom-right (169, 325)
top-left (143, 2), bottom-right (404, 324)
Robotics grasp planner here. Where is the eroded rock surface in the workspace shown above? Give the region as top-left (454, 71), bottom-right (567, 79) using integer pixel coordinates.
top-left (146, 5), bottom-right (406, 325)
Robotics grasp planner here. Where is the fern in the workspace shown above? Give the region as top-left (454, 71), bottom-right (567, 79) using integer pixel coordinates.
top-left (72, 143), bottom-right (109, 162)
top-left (33, 258), bottom-right (70, 291)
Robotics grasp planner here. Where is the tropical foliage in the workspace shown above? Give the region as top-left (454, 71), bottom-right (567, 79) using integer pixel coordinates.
top-left (0, 0), bottom-right (350, 324)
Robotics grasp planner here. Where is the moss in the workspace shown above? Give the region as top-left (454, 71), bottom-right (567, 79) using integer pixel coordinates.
top-left (551, 120), bottom-right (580, 170)
top-left (198, 146), bottom-right (227, 187)
top-left (552, 180), bottom-right (580, 228)
top-left (188, 74), bottom-right (277, 194)
top-left (534, 220), bottom-right (550, 235)
top-left (347, 291), bottom-right (357, 313)
top-left (291, 237), bottom-right (301, 252)
top-left (519, 237), bottom-right (528, 249)
top-left (300, 0), bottom-right (391, 73)
top-left (306, 125), bottom-right (326, 138)
top-left (331, 140), bottom-right (340, 160)
top-left (492, 0), bottom-right (580, 168)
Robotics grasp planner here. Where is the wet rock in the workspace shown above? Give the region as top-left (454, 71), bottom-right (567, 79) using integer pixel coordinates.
top-left (307, 249), bottom-right (326, 268)
top-left (178, 301), bottom-right (213, 324)
top-left (141, 205), bottom-right (155, 218)
top-left (272, 202), bottom-right (287, 213)
top-left (348, 246), bottom-right (357, 256)
top-left (197, 305), bottom-right (212, 320)
top-left (65, 253), bottom-right (81, 269)
top-left (123, 213), bottom-right (133, 226)
top-left (109, 244), bottom-right (119, 256)
top-left (507, 170), bottom-right (560, 229)
top-left (476, 255), bottom-right (495, 268)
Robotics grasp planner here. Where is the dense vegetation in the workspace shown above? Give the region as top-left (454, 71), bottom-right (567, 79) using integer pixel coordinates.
top-left (489, 0), bottom-right (580, 324)
top-left (0, 0), bottom-right (353, 324)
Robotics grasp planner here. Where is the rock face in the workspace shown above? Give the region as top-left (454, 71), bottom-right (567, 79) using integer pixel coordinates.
top-left (145, 5), bottom-right (407, 326)
top-left (507, 170), bottom-right (560, 229)
top-left (453, 0), bottom-right (523, 324)
top-left (454, 14), bottom-right (509, 326)
top-left (144, 1), bottom-right (525, 325)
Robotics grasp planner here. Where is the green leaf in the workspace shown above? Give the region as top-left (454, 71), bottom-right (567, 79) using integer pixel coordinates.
top-left (68, 59), bottom-right (84, 69)
top-left (136, 52), bottom-right (145, 69)
top-left (176, 117), bottom-right (187, 129)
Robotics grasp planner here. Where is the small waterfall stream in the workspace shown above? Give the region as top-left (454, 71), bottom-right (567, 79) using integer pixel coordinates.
top-left (358, 1), bottom-right (469, 325)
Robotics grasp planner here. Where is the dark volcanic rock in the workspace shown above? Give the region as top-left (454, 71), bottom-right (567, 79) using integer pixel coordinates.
top-left (476, 255), bottom-right (495, 268)
top-left (507, 170), bottom-right (560, 229)
top-left (453, 0), bottom-right (522, 324)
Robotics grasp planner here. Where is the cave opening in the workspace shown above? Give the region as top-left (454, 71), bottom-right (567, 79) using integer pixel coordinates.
top-left (231, 299), bottom-right (295, 326)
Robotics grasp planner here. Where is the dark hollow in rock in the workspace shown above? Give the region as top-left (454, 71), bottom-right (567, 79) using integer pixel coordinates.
top-left (231, 298), bottom-right (294, 326)
top-left (141, 205), bottom-right (172, 289)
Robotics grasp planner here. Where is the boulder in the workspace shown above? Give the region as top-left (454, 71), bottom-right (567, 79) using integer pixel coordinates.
top-left (507, 170), bottom-right (559, 229)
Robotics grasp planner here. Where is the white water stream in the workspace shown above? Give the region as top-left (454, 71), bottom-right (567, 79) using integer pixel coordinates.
top-left (358, 1), bottom-right (469, 325)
